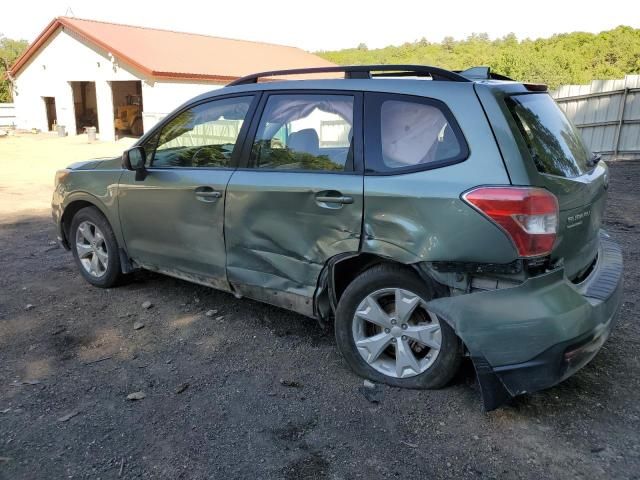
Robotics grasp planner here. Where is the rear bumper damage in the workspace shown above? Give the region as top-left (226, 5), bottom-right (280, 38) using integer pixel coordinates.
top-left (425, 230), bottom-right (623, 410)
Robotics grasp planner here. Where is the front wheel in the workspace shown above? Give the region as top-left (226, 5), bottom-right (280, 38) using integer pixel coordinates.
top-left (335, 264), bottom-right (462, 389)
top-left (70, 206), bottom-right (123, 288)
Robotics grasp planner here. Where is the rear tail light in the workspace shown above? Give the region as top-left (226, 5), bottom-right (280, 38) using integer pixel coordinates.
top-left (462, 187), bottom-right (559, 257)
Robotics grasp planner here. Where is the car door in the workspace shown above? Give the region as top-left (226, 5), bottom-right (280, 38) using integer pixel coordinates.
top-left (118, 94), bottom-right (258, 290)
top-left (224, 91), bottom-right (364, 316)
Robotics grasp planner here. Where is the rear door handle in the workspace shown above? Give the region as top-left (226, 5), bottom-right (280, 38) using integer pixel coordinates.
top-left (194, 187), bottom-right (222, 201)
top-left (315, 195), bottom-right (354, 205)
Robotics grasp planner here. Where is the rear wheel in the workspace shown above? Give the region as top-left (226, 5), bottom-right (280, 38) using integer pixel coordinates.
top-left (70, 207), bottom-right (123, 288)
top-left (335, 264), bottom-right (462, 388)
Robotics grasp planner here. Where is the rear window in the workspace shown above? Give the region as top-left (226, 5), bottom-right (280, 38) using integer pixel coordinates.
top-left (364, 93), bottom-right (468, 174)
top-left (506, 93), bottom-right (591, 178)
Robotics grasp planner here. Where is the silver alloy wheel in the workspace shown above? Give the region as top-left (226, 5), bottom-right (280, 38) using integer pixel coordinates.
top-left (352, 288), bottom-right (442, 378)
top-left (75, 221), bottom-right (108, 278)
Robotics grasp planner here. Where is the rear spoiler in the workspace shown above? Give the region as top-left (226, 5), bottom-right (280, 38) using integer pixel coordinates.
top-left (457, 66), bottom-right (547, 91)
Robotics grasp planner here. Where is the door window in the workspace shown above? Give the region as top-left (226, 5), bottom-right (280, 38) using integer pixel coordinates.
top-left (150, 96), bottom-right (254, 168)
top-left (365, 93), bottom-right (468, 174)
top-left (251, 94), bottom-right (355, 172)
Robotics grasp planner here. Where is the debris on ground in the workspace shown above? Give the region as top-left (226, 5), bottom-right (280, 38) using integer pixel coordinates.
top-left (279, 379), bottom-right (303, 388)
top-left (83, 356), bottom-right (112, 366)
top-left (175, 383), bottom-right (189, 394)
top-left (360, 382), bottom-right (384, 403)
top-left (215, 316), bottom-right (224, 321)
top-left (24, 304), bottom-right (34, 311)
top-left (126, 391), bottom-right (146, 401)
top-left (205, 309), bottom-right (218, 317)
top-left (57, 411), bottom-right (80, 422)
top-left (133, 321), bottom-right (145, 330)
top-left (141, 301), bottom-right (153, 310)
top-left (401, 440), bottom-right (418, 448)
top-left (11, 379), bottom-right (41, 386)
top-left (51, 325), bottom-right (66, 335)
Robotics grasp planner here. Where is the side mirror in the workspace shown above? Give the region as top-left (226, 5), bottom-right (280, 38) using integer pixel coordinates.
top-left (122, 146), bottom-right (148, 181)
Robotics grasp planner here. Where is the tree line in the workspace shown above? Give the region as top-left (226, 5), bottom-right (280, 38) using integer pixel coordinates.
top-left (0, 35), bottom-right (28, 102)
top-left (1, 26), bottom-right (639, 102)
top-left (317, 26), bottom-right (640, 89)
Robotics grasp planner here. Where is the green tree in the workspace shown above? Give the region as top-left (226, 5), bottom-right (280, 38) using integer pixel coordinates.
top-left (318, 26), bottom-right (640, 89)
top-left (0, 35), bottom-right (28, 103)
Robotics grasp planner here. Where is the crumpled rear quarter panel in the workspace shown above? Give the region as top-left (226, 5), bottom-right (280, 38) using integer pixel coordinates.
top-left (362, 83), bottom-right (517, 264)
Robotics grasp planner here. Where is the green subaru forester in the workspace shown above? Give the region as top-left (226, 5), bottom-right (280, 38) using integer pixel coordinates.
top-left (52, 65), bottom-right (623, 410)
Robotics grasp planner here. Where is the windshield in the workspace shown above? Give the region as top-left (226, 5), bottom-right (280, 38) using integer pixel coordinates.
top-left (506, 93), bottom-right (591, 178)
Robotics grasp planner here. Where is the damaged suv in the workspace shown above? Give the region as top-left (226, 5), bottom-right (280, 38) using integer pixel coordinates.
top-left (52, 65), bottom-right (623, 410)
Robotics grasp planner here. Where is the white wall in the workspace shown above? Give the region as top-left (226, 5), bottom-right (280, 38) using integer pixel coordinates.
top-left (13, 27), bottom-right (223, 141)
top-left (141, 80), bottom-right (223, 132)
top-left (13, 28), bottom-right (141, 140)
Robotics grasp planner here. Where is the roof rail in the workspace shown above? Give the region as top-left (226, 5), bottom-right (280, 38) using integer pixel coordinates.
top-left (226, 65), bottom-right (472, 86)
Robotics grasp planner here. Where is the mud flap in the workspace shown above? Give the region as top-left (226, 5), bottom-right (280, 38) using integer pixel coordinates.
top-left (471, 357), bottom-right (513, 411)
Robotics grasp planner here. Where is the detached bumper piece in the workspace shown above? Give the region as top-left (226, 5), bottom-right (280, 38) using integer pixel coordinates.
top-left (427, 230), bottom-right (624, 411)
top-left (482, 232), bottom-right (622, 410)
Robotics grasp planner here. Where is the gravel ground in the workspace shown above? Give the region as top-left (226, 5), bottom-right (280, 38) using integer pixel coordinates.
top-left (0, 143), bottom-right (638, 478)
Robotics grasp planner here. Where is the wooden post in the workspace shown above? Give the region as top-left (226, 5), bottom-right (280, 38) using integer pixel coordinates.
top-left (613, 88), bottom-right (629, 158)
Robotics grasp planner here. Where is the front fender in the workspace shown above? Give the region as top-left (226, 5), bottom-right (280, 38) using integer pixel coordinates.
top-left (58, 168), bottom-right (124, 247)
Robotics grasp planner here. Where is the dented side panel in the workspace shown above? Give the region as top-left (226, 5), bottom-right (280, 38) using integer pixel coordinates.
top-left (224, 170), bottom-right (363, 301)
top-left (362, 86), bottom-right (517, 264)
top-left (54, 167), bottom-right (125, 246)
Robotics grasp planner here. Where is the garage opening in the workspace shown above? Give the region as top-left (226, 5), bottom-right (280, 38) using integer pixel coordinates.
top-left (43, 97), bottom-right (57, 132)
top-left (111, 80), bottom-right (143, 138)
top-left (70, 81), bottom-right (99, 134)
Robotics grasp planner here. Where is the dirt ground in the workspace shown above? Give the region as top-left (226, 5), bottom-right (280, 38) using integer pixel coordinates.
top-left (0, 134), bottom-right (638, 479)
top-left (0, 133), bottom-right (135, 218)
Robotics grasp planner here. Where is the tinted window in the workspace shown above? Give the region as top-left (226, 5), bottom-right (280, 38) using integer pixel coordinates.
top-left (506, 93), bottom-right (591, 178)
top-left (252, 94), bottom-right (354, 172)
top-left (365, 94), bottom-right (466, 174)
top-left (381, 100), bottom-right (461, 168)
top-left (152, 96), bottom-right (253, 168)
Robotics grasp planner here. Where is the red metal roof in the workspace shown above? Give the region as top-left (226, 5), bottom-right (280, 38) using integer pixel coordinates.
top-left (10, 17), bottom-right (335, 82)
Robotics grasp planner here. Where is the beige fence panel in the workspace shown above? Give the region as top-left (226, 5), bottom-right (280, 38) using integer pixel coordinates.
top-left (552, 75), bottom-right (640, 160)
top-left (0, 103), bottom-right (15, 128)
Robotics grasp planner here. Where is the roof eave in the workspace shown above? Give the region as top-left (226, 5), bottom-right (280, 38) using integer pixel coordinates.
top-left (8, 17), bottom-right (61, 77)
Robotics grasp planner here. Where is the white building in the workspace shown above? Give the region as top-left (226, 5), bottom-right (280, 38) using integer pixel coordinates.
top-left (9, 17), bottom-right (335, 141)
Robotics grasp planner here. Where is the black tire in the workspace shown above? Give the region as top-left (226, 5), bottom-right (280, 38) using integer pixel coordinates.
top-left (69, 206), bottom-right (123, 288)
top-left (130, 117), bottom-right (143, 137)
top-left (335, 263), bottom-right (462, 389)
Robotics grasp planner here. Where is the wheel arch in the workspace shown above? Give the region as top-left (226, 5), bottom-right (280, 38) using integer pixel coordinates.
top-left (314, 252), bottom-right (442, 322)
top-left (61, 194), bottom-right (133, 274)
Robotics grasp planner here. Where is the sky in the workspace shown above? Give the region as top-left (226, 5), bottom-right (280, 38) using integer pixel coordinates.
top-left (2, 0), bottom-right (637, 51)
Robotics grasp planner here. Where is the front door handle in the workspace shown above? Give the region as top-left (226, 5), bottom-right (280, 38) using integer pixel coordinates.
top-left (315, 195), bottom-right (354, 205)
top-left (194, 187), bottom-right (222, 202)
